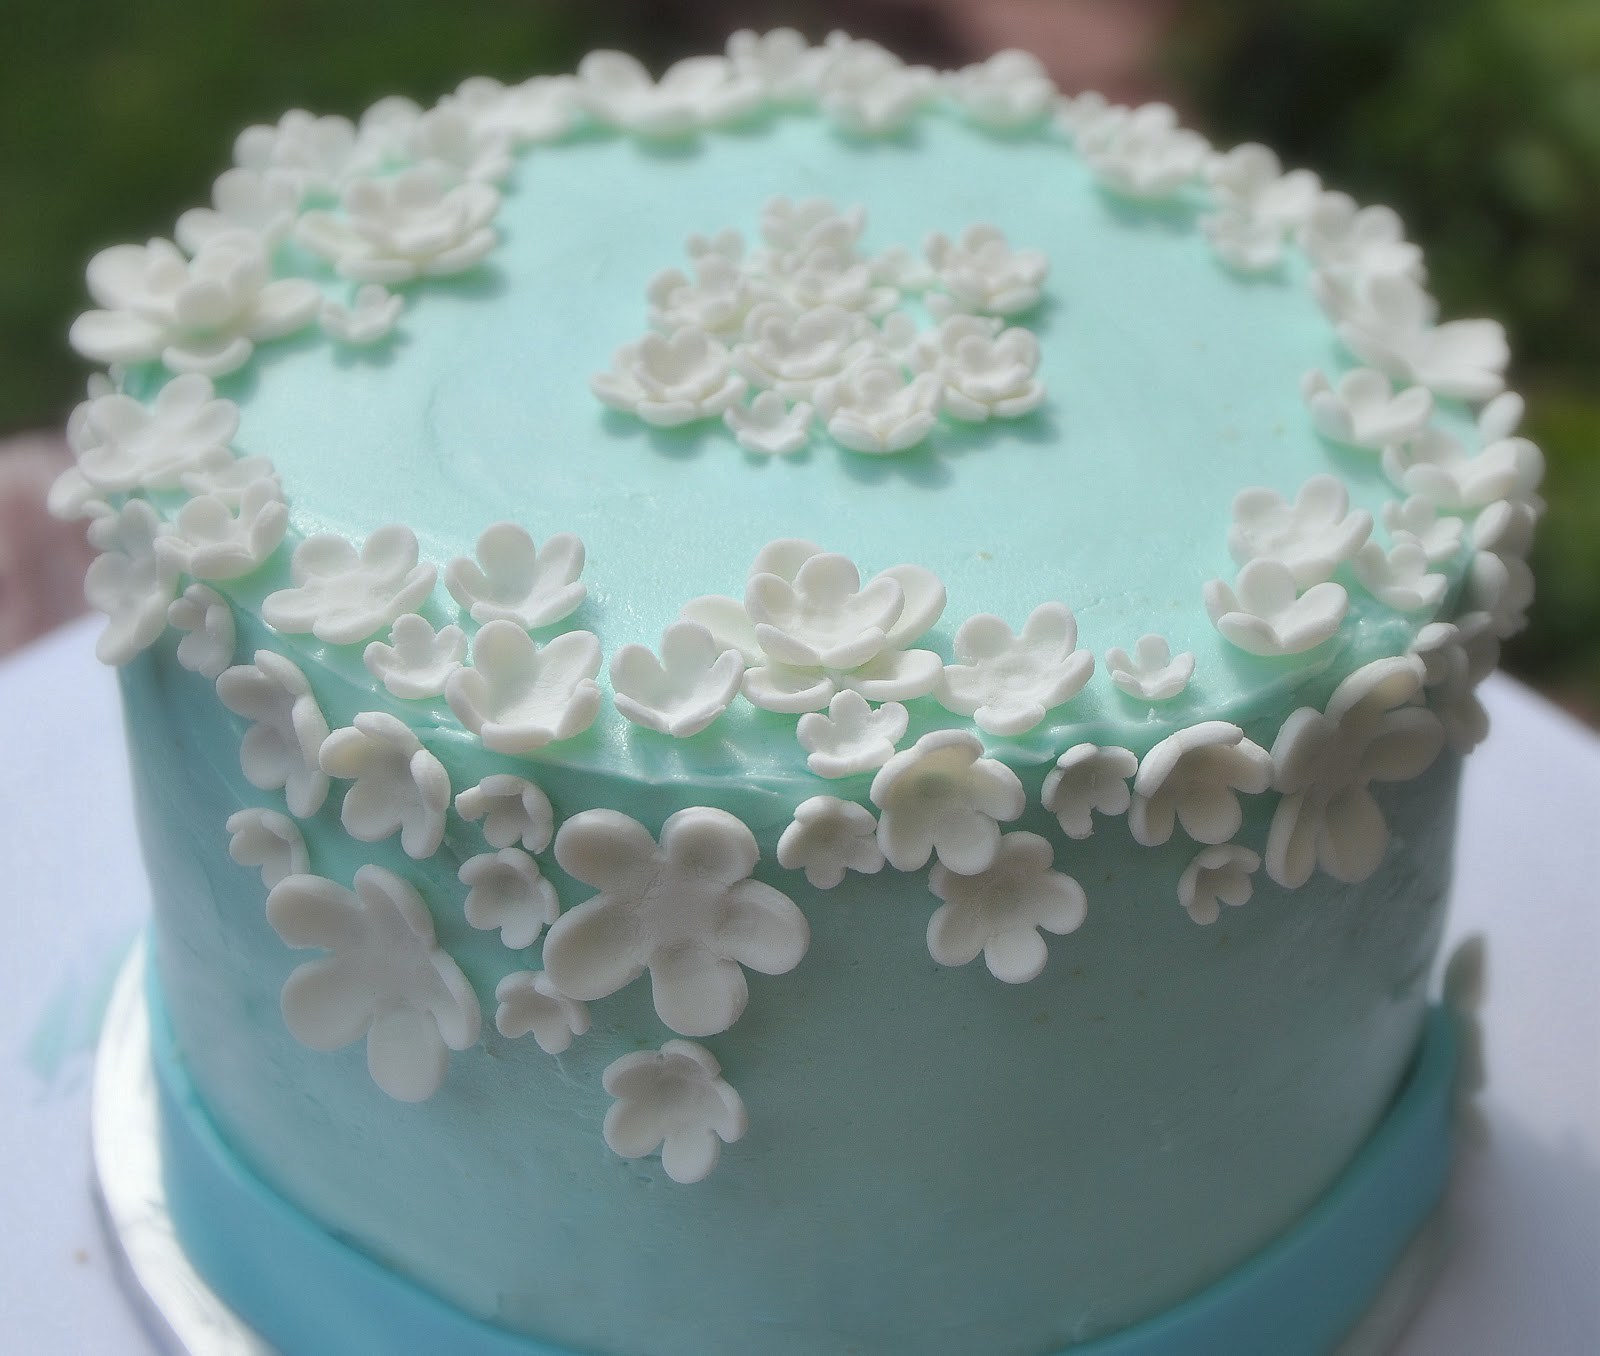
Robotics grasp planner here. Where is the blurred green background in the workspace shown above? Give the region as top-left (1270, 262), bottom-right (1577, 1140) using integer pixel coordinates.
top-left (2, 0), bottom-right (1595, 711)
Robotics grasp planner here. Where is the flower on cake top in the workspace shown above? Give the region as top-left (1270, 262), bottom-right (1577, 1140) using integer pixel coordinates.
top-left (1104, 634), bottom-right (1194, 703)
top-left (649, 255), bottom-right (759, 337)
top-left (70, 235), bottom-right (320, 378)
top-left (226, 807), bottom-right (310, 889)
top-left (922, 227), bottom-right (1049, 317)
top-left (1177, 844), bottom-right (1261, 926)
top-left (266, 865), bottom-right (481, 1103)
top-left (444, 523), bottom-right (587, 630)
top-left (724, 390), bottom-right (815, 456)
top-left (776, 796), bottom-right (885, 888)
top-left (318, 712), bottom-right (451, 860)
top-left (1128, 721), bottom-right (1271, 848)
top-left (1227, 475), bottom-right (1372, 588)
top-left (610, 621), bottom-right (745, 738)
top-left (1201, 143), bottom-right (1320, 273)
top-left (362, 614), bottom-right (468, 700)
top-left (1381, 425), bottom-right (1544, 513)
top-left (84, 501), bottom-right (179, 666)
top-left (71, 374), bottom-right (240, 495)
top-left (1301, 368), bottom-right (1434, 451)
top-left (455, 773), bottom-right (555, 853)
top-left (725, 28), bottom-right (822, 104)
top-left (168, 584), bottom-right (236, 679)
top-left (813, 33), bottom-right (938, 137)
top-left (296, 165), bottom-right (500, 284)
top-left (1412, 617), bottom-right (1494, 754)
top-left (179, 449), bottom-right (281, 506)
top-left (156, 480), bottom-right (289, 582)
top-left (1351, 539), bottom-right (1447, 613)
top-left (175, 167), bottom-right (302, 254)
top-left (943, 50), bottom-right (1056, 131)
top-left (495, 970), bottom-right (589, 1055)
top-left (1266, 656), bottom-right (1444, 888)
top-left (459, 848), bottom-right (559, 949)
top-left (602, 1040), bottom-right (747, 1185)
top-left (263, 525), bottom-right (437, 646)
top-left (446, 75), bottom-right (579, 147)
top-left (870, 730), bottom-right (1025, 874)
top-left (542, 807), bottom-right (809, 1038)
top-left (1206, 561), bottom-right (1349, 658)
top-left (927, 831), bottom-right (1087, 984)
top-left (936, 603), bottom-right (1094, 736)
top-left (321, 284), bottom-right (404, 346)
top-left (796, 690), bottom-right (908, 778)
top-left (1381, 498), bottom-right (1464, 568)
top-left (405, 102), bottom-right (514, 185)
top-left (814, 358), bottom-right (942, 454)
top-left (732, 303), bottom-right (875, 399)
top-left (1041, 743), bottom-right (1138, 840)
top-left (1079, 102), bottom-right (1209, 200)
top-left (574, 50), bottom-right (761, 139)
top-left (1467, 501), bottom-right (1538, 640)
top-left (445, 621), bottom-right (602, 754)
top-left (910, 317), bottom-right (1045, 421)
top-left (592, 328), bottom-right (747, 427)
top-left (233, 109), bottom-right (371, 202)
top-left (1297, 192), bottom-right (1424, 285)
top-left (215, 650), bottom-right (331, 818)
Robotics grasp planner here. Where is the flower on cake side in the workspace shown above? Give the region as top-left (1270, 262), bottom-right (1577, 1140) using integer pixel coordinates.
top-left (455, 774), bottom-right (555, 853)
top-left (611, 621), bottom-right (745, 738)
top-left (459, 848), bottom-right (559, 950)
top-left (445, 622), bottom-right (602, 753)
top-left (871, 730), bottom-right (1025, 874)
top-left (318, 711), bottom-right (452, 860)
top-left (602, 1040), bottom-right (747, 1185)
top-left (777, 796), bottom-right (885, 889)
top-left (225, 807), bottom-right (309, 889)
top-left (1177, 844), bottom-right (1261, 926)
top-left (1041, 744), bottom-right (1138, 840)
top-left (1129, 722), bottom-right (1271, 848)
top-left (83, 501), bottom-right (180, 666)
top-left (494, 971), bottom-right (589, 1055)
top-left (215, 650), bottom-right (331, 818)
top-left (168, 584), bottom-right (236, 678)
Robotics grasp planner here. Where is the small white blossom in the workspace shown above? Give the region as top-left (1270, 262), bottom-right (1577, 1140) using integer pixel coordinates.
top-left (765, 239), bottom-right (897, 318)
top-left (1298, 192), bottom-right (1424, 283)
top-left (1202, 211), bottom-right (1290, 273)
top-left (923, 225), bottom-right (1049, 317)
top-left (443, 523), bottom-right (586, 630)
top-left (592, 327), bottom-right (747, 426)
top-left (944, 50), bottom-right (1055, 130)
top-left (1228, 475), bottom-right (1373, 588)
top-left (233, 109), bottom-right (370, 201)
top-left (1055, 90), bottom-right (1123, 143)
top-left (454, 774), bottom-right (554, 854)
top-left (870, 730), bottom-right (1025, 874)
top-left (1301, 368), bottom-right (1434, 450)
top-left (459, 848), bottom-right (558, 949)
top-left (777, 796), bottom-right (885, 889)
top-left (759, 196), bottom-right (866, 258)
top-left (1410, 622), bottom-right (1491, 754)
top-left (263, 525), bottom-right (436, 645)
top-left (215, 650), bottom-right (331, 818)
top-left (795, 689), bottom-right (908, 778)
top-left (318, 712), bottom-right (450, 859)
top-left (1041, 744), bottom-right (1138, 840)
top-left (1327, 273), bottom-right (1508, 402)
top-left (725, 28), bottom-right (824, 104)
top-left (647, 255), bottom-right (758, 338)
top-left (84, 501), bottom-right (179, 666)
top-left (733, 302), bottom-right (875, 400)
top-left (1381, 426), bottom-right (1544, 512)
top-left (1079, 102), bottom-right (1209, 199)
top-left (936, 603), bottom-right (1094, 736)
top-left (406, 102), bottom-right (514, 184)
top-left (176, 167), bottom-right (302, 254)
top-left (156, 480), bottom-right (288, 581)
top-left (451, 75), bottom-right (578, 146)
top-left (611, 621), bottom-right (744, 738)
top-left (321, 284), bottom-right (403, 346)
top-left (494, 971), bottom-right (589, 1055)
top-left (73, 373), bottom-right (239, 494)
top-left (911, 316), bottom-right (1045, 421)
top-left (815, 358), bottom-right (941, 455)
top-left (1351, 539), bottom-right (1448, 613)
top-left (1381, 498), bottom-right (1465, 567)
top-left (1105, 634), bottom-right (1194, 702)
top-left (1129, 721), bottom-right (1271, 848)
top-left (1178, 845), bottom-right (1261, 926)
top-left (577, 51), bottom-right (761, 138)
top-left (927, 832), bottom-right (1086, 984)
top-left (179, 449), bottom-right (281, 506)
top-left (1205, 561), bottom-right (1348, 657)
top-left (445, 621), bottom-right (601, 753)
top-left (1206, 144), bottom-right (1321, 227)
top-left (168, 584), bottom-right (235, 678)
top-left (1466, 506), bottom-right (1537, 640)
top-left (814, 33), bottom-right (937, 136)
top-left (723, 391), bottom-right (814, 456)
top-left (603, 1040), bottom-right (747, 1185)
top-left (225, 807), bottom-right (309, 889)
top-left (362, 614), bottom-right (467, 700)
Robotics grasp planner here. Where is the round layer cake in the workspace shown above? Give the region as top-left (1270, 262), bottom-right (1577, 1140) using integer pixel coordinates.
top-left (59, 30), bottom-right (1532, 1356)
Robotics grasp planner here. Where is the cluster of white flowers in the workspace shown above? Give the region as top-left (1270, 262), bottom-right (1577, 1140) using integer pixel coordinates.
top-left (1201, 144), bottom-right (1321, 274)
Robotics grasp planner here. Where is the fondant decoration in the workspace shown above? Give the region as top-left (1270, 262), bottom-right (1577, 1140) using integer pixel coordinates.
top-left (610, 621), bottom-right (744, 738)
top-left (216, 650), bottom-right (332, 818)
top-left (233, 109), bottom-right (370, 201)
top-left (1227, 475), bottom-right (1373, 588)
top-left (318, 712), bottom-right (451, 860)
top-left (263, 525), bottom-right (437, 646)
top-left (1381, 424), bottom-right (1544, 512)
top-left (1469, 498), bottom-right (1537, 640)
top-left (1204, 560), bottom-right (1348, 657)
top-left (1199, 211), bottom-right (1285, 275)
top-left (1041, 743), bottom-right (1138, 839)
top-left (444, 622), bottom-right (602, 753)
top-left (156, 480), bottom-right (288, 581)
top-left (591, 328), bottom-right (747, 426)
top-left (321, 284), bottom-right (404, 345)
top-left (733, 302), bottom-right (874, 399)
top-left (1443, 934), bottom-right (1488, 1134)
top-left (1177, 844), bottom-right (1261, 926)
top-left (911, 316), bottom-right (1045, 420)
top-left (1201, 143), bottom-right (1320, 272)
top-left (362, 614), bottom-right (468, 700)
top-left (757, 197), bottom-right (892, 314)
top-left (69, 235), bottom-right (320, 378)
top-left (870, 729), bottom-right (1026, 873)
top-left (168, 584), bottom-right (236, 679)
top-left (266, 866), bottom-right (481, 1103)
top-left (1301, 368), bottom-right (1434, 450)
top-left (1381, 497), bottom-right (1465, 567)
top-left (1267, 657), bottom-right (1444, 888)
top-left (72, 373), bottom-right (239, 493)
top-left (454, 774), bottom-right (554, 854)
top-left (352, 94), bottom-right (424, 164)
top-left (1411, 622), bottom-right (1491, 754)
top-left (815, 357), bottom-right (941, 453)
top-left (175, 167), bottom-right (300, 254)
top-left (443, 523), bottom-right (587, 630)
top-left (542, 807), bottom-right (809, 1038)
top-left (1350, 539), bottom-right (1447, 613)
top-left (813, 33), bottom-right (937, 137)
top-left (459, 848), bottom-right (559, 949)
top-left (1079, 102), bottom-right (1208, 200)
top-left (1104, 634), bottom-right (1194, 702)
top-left (84, 500), bottom-right (179, 666)
top-left (225, 807), bottom-right (310, 889)
top-left (1054, 89), bottom-right (1118, 142)
top-left (650, 255), bottom-right (758, 337)
top-left (1297, 192), bottom-right (1424, 283)
top-left (449, 74), bottom-right (578, 147)
top-left (493, 971), bottom-right (590, 1054)
top-left (406, 103), bottom-right (514, 185)
top-left (724, 28), bottom-right (819, 105)
top-left (922, 226), bottom-right (1049, 317)
top-left (179, 449), bottom-right (282, 506)
top-left (795, 689), bottom-right (908, 778)
top-left (926, 831), bottom-right (1086, 984)
top-left (776, 795), bottom-right (886, 888)
top-left (935, 602), bottom-right (1094, 735)
top-left (601, 1040), bottom-right (748, 1185)
top-left (943, 50), bottom-right (1055, 131)
top-left (723, 390), bottom-right (814, 456)
top-left (574, 50), bottom-right (760, 139)
top-left (1129, 722), bottom-right (1271, 848)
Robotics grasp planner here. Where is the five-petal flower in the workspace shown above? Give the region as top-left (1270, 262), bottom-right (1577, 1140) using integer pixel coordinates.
top-left (1041, 743), bottom-right (1138, 839)
top-left (459, 848), bottom-right (559, 949)
top-left (936, 603), bottom-right (1094, 735)
top-left (611, 621), bottom-right (745, 738)
top-left (444, 523), bottom-right (587, 629)
top-left (156, 480), bottom-right (288, 581)
top-left (592, 327), bottom-right (747, 426)
top-left (321, 284), bottom-right (404, 345)
top-left (911, 316), bottom-right (1045, 420)
top-left (263, 525), bottom-right (437, 645)
top-left (215, 650), bottom-right (331, 817)
top-left (362, 614), bottom-right (468, 700)
top-left (870, 730), bottom-right (1025, 873)
top-left (1177, 844), bottom-right (1260, 925)
top-left (814, 357), bottom-right (941, 454)
top-left (454, 774), bottom-right (555, 853)
top-left (923, 226), bottom-right (1049, 316)
top-left (225, 807), bottom-right (309, 889)
top-left (1079, 102), bottom-right (1209, 199)
top-left (168, 583), bottom-right (236, 679)
top-left (445, 621), bottom-right (602, 753)
top-left (795, 689), bottom-right (908, 778)
top-left (1129, 721), bottom-right (1271, 848)
top-left (1205, 560), bottom-right (1349, 657)
top-left (602, 1040), bottom-right (747, 1184)
top-left (318, 711), bottom-right (451, 859)
top-left (84, 501), bottom-right (180, 665)
top-left (776, 796), bottom-right (885, 888)
top-left (494, 970), bottom-right (590, 1054)
top-left (1104, 634), bottom-right (1194, 703)
top-left (1227, 475), bottom-right (1373, 588)
top-left (73, 373), bottom-right (239, 494)
top-left (723, 390), bottom-right (814, 456)
top-left (1301, 368), bottom-right (1434, 450)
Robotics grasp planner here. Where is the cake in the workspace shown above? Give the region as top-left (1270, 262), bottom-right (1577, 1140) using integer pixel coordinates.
top-left (59, 30), bottom-right (1533, 1356)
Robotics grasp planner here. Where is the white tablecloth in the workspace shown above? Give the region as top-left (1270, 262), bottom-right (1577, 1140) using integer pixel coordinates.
top-left (3, 617), bottom-right (1597, 1354)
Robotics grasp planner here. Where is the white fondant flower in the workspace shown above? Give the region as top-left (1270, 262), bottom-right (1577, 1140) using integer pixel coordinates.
top-left (406, 102), bottom-right (514, 185)
top-left (1178, 845), bottom-right (1261, 926)
top-left (1205, 561), bottom-right (1349, 657)
top-left (723, 391), bottom-right (814, 456)
top-left (225, 807), bottom-right (309, 889)
top-left (777, 796), bottom-right (885, 888)
top-left (233, 109), bottom-right (368, 201)
top-left (1351, 539), bottom-right (1447, 613)
top-left (1301, 368), bottom-right (1434, 449)
top-left (1227, 475), bottom-right (1373, 587)
top-left (73, 373), bottom-right (239, 494)
top-left (603, 1040), bottom-right (747, 1185)
top-left (1298, 192), bottom-right (1424, 283)
top-left (1041, 743), bottom-right (1138, 840)
top-left (765, 238), bottom-right (897, 317)
top-left (454, 774), bottom-right (554, 853)
top-left (1411, 622), bottom-right (1491, 755)
top-left (321, 284), bottom-right (403, 345)
top-left (725, 28), bottom-right (823, 104)
top-left (168, 584), bottom-right (235, 679)
top-left (733, 302), bottom-right (875, 400)
top-left (1268, 657), bottom-right (1444, 887)
top-left (1206, 144), bottom-right (1321, 227)
top-left (911, 316), bottom-right (1046, 421)
top-left (543, 807), bottom-right (809, 1037)
top-left (444, 523), bottom-right (586, 630)
top-left (1080, 102), bottom-right (1208, 199)
top-left (445, 622), bottom-right (601, 754)
top-left (459, 848), bottom-right (558, 949)
top-left (84, 501), bottom-right (179, 665)
top-left (1330, 274), bottom-right (1509, 402)
top-left (923, 226), bottom-right (1049, 317)
top-left (318, 712), bottom-right (451, 860)
top-left (263, 525), bottom-right (437, 645)
top-left (175, 167), bottom-right (301, 254)
top-left (352, 94), bottom-right (423, 165)
top-left (1382, 498), bottom-right (1465, 567)
top-left (296, 166), bottom-right (500, 284)
top-left (814, 357), bottom-right (940, 455)
top-left (215, 650), bottom-right (331, 818)
top-left (943, 50), bottom-right (1055, 131)
top-left (1381, 427), bottom-right (1544, 513)
top-left (927, 832), bottom-right (1087, 984)
top-left (870, 730), bottom-right (1025, 874)
top-left (759, 196), bottom-right (866, 257)
top-left (936, 603), bottom-right (1094, 736)
top-left (362, 614), bottom-right (467, 700)
top-left (70, 235), bottom-right (320, 378)
top-left (814, 33), bottom-right (937, 136)
top-left (1201, 211), bottom-right (1288, 273)
top-left (592, 327), bottom-right (747, 427)
top-left (266, 866), bottom-right (481, 1103)
top-left (648, 255), bottom-right (757, 338)
top-left (179, 449), bottom-right (281, 506)
top-left (1129, 721), bottom-right (1271, 848)
top-left (156, 480), bottom-right (288, 581)
top-left (611, 621), bottom-right (744, 738)
top-left (575, 51), bottom-right (760, 138)
top-left (494, 971), bottom-right (590, 1054)
top-left (795, 690), bottom-right (908, 778)
top-left (747, 550), bottom-right (902, 670)
top-left (1055, 90), bottom-right (1123, 142)
top-left (870, 246), bottom-right (936, 294)
top-left (451, 75), bottom-right (578, 146)
top-left (1466, 506), bottom-right (1537, 640)
top-left (1105, 634), bottom-right (1194, 702)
